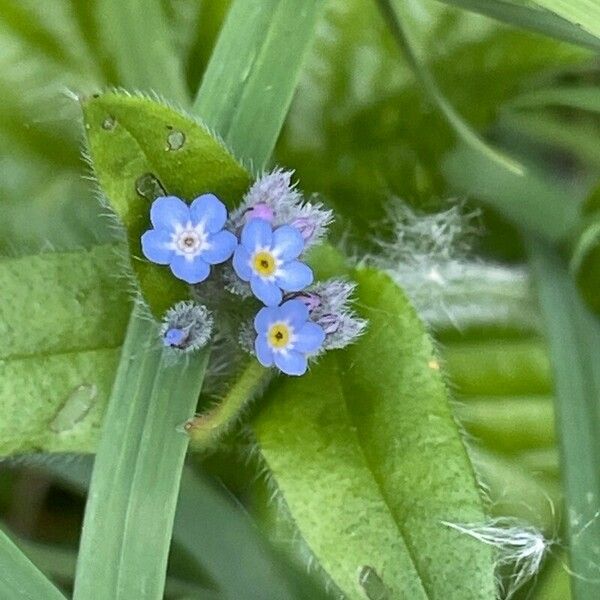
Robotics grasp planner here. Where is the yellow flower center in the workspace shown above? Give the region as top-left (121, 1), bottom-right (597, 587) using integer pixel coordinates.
top-left (253, 251), bottom-right (276, 276)
top-left (268, 323), bottom-right (290, 349)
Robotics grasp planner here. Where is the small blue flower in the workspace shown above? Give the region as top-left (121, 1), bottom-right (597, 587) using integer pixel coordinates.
top-left (254, 299), bottom-right (325, 376)
top-left (141, 194), bottom-right (237, 284)
top-left (232, 218), bottom-right (313, 306)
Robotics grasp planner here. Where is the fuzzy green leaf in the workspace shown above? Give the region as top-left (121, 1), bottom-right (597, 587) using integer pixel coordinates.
top-left (0, 244), bottom-right (130, 457)
top-left (82, 91), bottom-right (252, 317)
top-left (253, 269), bottom-right (495, 599)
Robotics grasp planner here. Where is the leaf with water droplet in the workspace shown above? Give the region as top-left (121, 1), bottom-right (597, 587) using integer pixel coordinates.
top-left (252, 268), bottom-right (495, 599)
top-left (0, 244), bottom-right (130, 456)
top-left (166, 128), bottom-right (185, 151)
top-left (82, 91), bottom-right (252, 317)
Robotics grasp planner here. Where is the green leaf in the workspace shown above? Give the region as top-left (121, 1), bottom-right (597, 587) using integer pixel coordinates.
top-left (73, 305), bottom-right (210, 600)
top-left (443, 144), bottom-right (580, 242)
top-left (529, 239), bottom-right (600, 598)
top-left (94, 0), bottom-right (189, 103)
top-left (378, 0), bottom-right (525, 176)
top-left (253, 269), bottom-right (495, 599)
top-left (0, 244), bottom-right (130, 456)
top-left (44, 456), bottom-right (328, 600)
top-left (434, 0), bottom-right (600, 51)
top-left (530, 0), bottom-right (600, 43)
top-left (509, 85), bottom-right (600, 113)
top-left (193, 0), bottom-right (327, 168)
top-left (82, 91), bottom-right (251, 317)
top-left (0, 527), bottom-right (66, 600)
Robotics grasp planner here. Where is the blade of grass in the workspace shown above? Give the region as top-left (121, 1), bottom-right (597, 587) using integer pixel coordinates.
top-left (376, 0), bottom-right (525, 176)
top-left (44, 456), bottom-right (324, 599)
top-left (530, 0), bottom-right (600, 42)
top-left (193, 0), bottom-right (326, 168)
top-left (432, 0), bottom-right (600, 51)
top-left (0, 526), bottom-right (67, 600)
top-left (95, 0), bottom-right (189, 104)
top-left (508, 86), bottom-right (600, 113)
top-left (73, 304), bottom-right (209, 600)
top-left (529, 239), bottom-right (600, 598)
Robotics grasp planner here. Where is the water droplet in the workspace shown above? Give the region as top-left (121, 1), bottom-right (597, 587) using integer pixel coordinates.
top-left (135, 173), bottom-right (166, 201)
top-left (50, 384), bottom-right (97, 433)
top-left (102, 115), bottom-right (116, 130)
top-left (166, 129), bottom-right (185, 151)
top-left (358, 566), bottom-right (391, 600)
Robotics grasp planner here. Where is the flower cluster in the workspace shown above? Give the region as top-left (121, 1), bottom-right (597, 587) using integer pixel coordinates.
top-left (141, 170), bottom-right (364, 376)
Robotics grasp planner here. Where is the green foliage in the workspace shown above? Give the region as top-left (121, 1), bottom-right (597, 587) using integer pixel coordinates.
top-left (0, 527), bottom-right (66, 600)
top-left (193, 0), bottom-right (327, 168)
top-left (276, 0), bottom-right (586, 241)
top-left (435, 0), bottom-right (600, 50)
top-left (0, 244), bottom-right (130, 456)
top-left (530, 241), bottom-right (600, 598)
top-left (73, 305), bottom-right (210, 600)
top-left (82, 91), bottom-right (251, 317)
top-left (253, 269), bottom-right (495, 599)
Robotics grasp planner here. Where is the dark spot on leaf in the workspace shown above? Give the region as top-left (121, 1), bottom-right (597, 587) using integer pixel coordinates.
top-left (135, 173), bottom-right (166, 201)
top-left (358, 566), bottom-right (391, 600)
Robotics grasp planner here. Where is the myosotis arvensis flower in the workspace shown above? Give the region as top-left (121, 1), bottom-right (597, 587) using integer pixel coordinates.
top-left (141, 169), bottom-right (365, 376)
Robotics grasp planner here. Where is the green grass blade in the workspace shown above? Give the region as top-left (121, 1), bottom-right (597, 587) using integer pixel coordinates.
top-left (95, 0), bottom-right (189, 104)
top-left (531, 0), bottom-right (600, 42)
top-left (433, 0), bottom-right (600, 51)
top-left (509, 86), bottom-right (600, 113)
top-left (377, 0), bottom-right (525, 176)
top-left (529, 239), bottom-right (600, 598)
top-left (443, 144), bottom-right (580, 242)
top-left (193, 0), bottom-right (326, 168)
top-left (0, 527), bottom-right (66, 600)
top-left (73, 304), bottom-right (209, 600)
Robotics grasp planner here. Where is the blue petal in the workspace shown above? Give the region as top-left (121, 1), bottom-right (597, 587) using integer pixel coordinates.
top-left (278, 299), bottom-right (309, 328)
top-left (232, 245), bottom-right (252, 281)
top-left (169, 255), bottom-right (210, 284)
top-left (250, 276), bottom-right (282, 306)
top-left (241, 218), bottom-right (272, 250)
top-left (254, 306), bottom-right (279, 333)
top-left (272, 225), bottom-right (304, 261)
top-left (150, 196), bottom-right (189, 230)
top-left (202, 230), bottom-right (237, 264)
top-left (293, 322), bottom-right (325, 353)
top-left (255, 335), bottom-right (274, 367)
top-left (141, 229), bottom-right (173, 264)
top-left (274, 350), bottom-right (308, 376)
top-left (190, 193), bottom-right (228, 233)
top-left (275, 261), bottom-right (313, 292)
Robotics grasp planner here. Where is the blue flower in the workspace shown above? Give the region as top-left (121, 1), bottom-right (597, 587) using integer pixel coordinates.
top-left (141, 194), bottom-right (237, 284)
top-left (254, 299), bottom-right (325, 376)
top-left (232, 218), bottom-right (313, 306)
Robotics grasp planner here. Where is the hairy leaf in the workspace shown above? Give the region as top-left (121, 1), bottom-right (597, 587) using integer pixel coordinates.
top-left (0, 244), bottom-right (130, 456)
top-left (82, 91), bottom-right (251, 317)
top-left (253, 269), bottom-right (495, 599)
